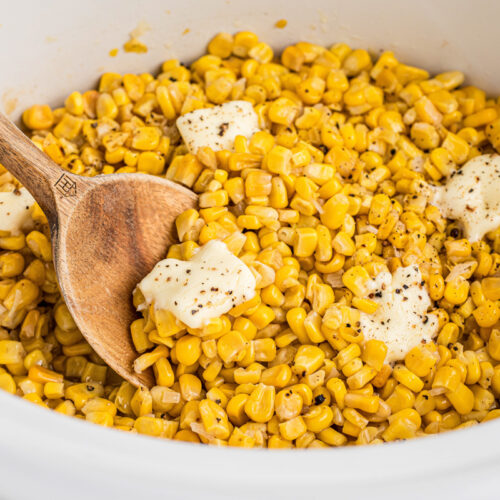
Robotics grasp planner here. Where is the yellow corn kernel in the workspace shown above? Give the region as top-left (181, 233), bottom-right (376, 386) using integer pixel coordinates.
top-left (300, 310), bottom-right (322, 343)
top-left (303, 405), bottom-right (334, 433)
top-left (318, 427), bottom-right (348, 446)
top-left (120, 74), bottom-right (144, 103)
top-left (234, 363), bottom-right (263, 385)
top-left (404, 345), bottom-right (437, 377)
top-left (414, 96), bottom-right (442, 125)
top-left (206, 77), bottom-right (233, 104)
top-left (392, 365), bottom-right (424, 393)
top-left (153, 357), bottom-right (175, 388)
top-left (267, 435), bottom-right (292, 449)
top-left (175, 335), bottom-right (202, 366)
top-left (97, 73), bottom-right (121, 93)
top-left (155, 85), bottom-right (176, 120)
top-left (281, 45), bottom-right (305, 72)
top-left (473, 300), bottom-right (500, 327)
top-left (471, 385), bottom-right (494, 412)
top-left (135, 416), bottom-right (178, 438)
top-left (437, 322), bottom-right (459, 346)
top-left (81, 398), bottom-right (117, 419)
top-left (134, 345), bottom-right (168, 373)
top-left (227, 427), bottom-right (255, 447)
top-left (64, 91), bottom-right (84, 115)
top-left (94, 93), bottom-right (117, 119)
top-left (131, 127), bottom-right (161, 151)
top-left (332, 232), bottom-right (356, 256)
top-left (26, 231), bottom-right (51, 262)
top-left (28, 365), bottom-right (63, 384)
top-left (347, 365), bottom-right (377, 390)
top-left (482, 409), bottom-right (500, 423)
top-left (284, 307), bottom-right (307, 344)
top-left (199, 190), bottom-right (229, 208)
top-left (244, 384), bottom-right (275, 423)
top-left (0, 340), bottom-right (25, 364)
top-left (268, 97), bottom-right (299, 126)
top-left (441, 132), bottom-right (470, 164)
top-left (446, 383), bottom-right (475, 415)
top-left (137, 151), bottom-right (165, 175)
top-left (444, 277), bottom-right (469, 305)
top-left (217, 330), bottom-right (249, 364)
top-left (410, 122), bottom-right (440, 150)
top-left (274, 388), bottom-right (302, 421)
top-left (260, 284), bottom-right (284, 308)
top-left (384, 410), bottom-right (421, 441)
top-left (206, 32), bottom-right (234, 59)
top-left (266, 145), bottom-right (292, 175)
top-left (385, 384), bottom-right (415, 413)
top-left (297, 77), bottom-right (326, 105)
top-left (22, 105), bottom-right (54, 130)
top-left (248, 304), bottom-right (275, 330)
top-left (279, 416), bottom-right (307, 441)
top-left (65, 382), bottom-right (103, 411)
top-left (368, 194), bottom-right (391, 225)
top-left (361, 340), bottom-right (387, 371)
top-left (488, 329), bottom-right (500, 361)
top-left (226, 394), bottom-right (250, 426)
top-left (0, 253), bottom-right (24, 279)
top-left (133, 93), bottom-right (158, 117)
top-left (463, 107), bottom-right (498, 128)
top-left (53, 113), bottom-right (83, 140)
top-left (293, 345), bottom-right (325, 376)
top-left (344, 393), bottom-right (379, 413)
top-left (292, 227), bottom-right (318, 258)
top-left (0, 372), bottom-right (16, 394)
top-left (342, 266), bottom-right (371, 297)
top-left (248, 42), bottom-right (273, 64)
top-left (343, 49), bottom-right (371, 77)
top-left (428, 274), bottom-right (445, 301)
top-left (482, 277), bottom-right (500, 301)
top-left (343, 407), bottom-right (368, 430)
top-left (253, 338), bottom-right (276, 362)
top-left (245, 171), bottom-right (272, 198)
top-left (21, 392), bottom-right (46, 407)
top-left (130, 387), bottom-right (153, 417)
top-left (178, 374), bottom-right (202, 402)
top-left (230, 317), bottom-right (256, 341)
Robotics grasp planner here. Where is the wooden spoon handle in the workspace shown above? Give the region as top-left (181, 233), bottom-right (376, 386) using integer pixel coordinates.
top-left (0, 112), bottom-right (64, 221)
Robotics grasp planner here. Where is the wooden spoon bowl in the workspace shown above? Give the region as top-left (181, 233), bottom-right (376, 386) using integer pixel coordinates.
top-left (0, 113), bottom-right (197, 387)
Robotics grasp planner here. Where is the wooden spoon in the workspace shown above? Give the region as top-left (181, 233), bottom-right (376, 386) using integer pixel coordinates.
top-left (0, 113), bottom-right (197, 387)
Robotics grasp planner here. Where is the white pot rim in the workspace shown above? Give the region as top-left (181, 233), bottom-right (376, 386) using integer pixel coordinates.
top-left (1, 389), bottom-right (498, 487)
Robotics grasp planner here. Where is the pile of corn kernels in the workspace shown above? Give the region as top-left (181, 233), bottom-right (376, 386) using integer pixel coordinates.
top-left (1, 31), bottom-right (500, 448)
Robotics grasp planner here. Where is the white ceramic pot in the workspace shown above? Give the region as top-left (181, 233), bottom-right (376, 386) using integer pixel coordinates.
top-left (0, 1), bottom-right (499, 498)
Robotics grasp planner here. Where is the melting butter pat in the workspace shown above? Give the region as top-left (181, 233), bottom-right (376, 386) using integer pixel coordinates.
top-left (0, 188), bottom-right (35, 235)
top-left (176, 100), bottom-right (260, 153)
top-left (360, 265), bottom-right (438, 363)
top-left (137, 240), bottom-right (256, 329)
top-left (433, 154), bottom-right (500, 242)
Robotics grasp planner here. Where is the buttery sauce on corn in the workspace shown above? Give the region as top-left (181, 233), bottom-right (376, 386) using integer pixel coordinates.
top-left (0, 188), bottom-right (34, 235)
top-left (360, 265), bottom-right (438, 363)
top-left (137, 240), bottom-right (256, 328)
top-left (433, 154), bottom-right (500, 242)
top-left (176, 100), bottom-right (260, 153)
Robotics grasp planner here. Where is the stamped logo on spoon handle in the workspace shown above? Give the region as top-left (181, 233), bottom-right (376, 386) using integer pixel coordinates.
top-left (54, 173), bottom-right (77, 197)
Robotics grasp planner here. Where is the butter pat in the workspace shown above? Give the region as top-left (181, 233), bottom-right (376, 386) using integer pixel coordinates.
top-left (137, 240), bottom-right (256, 329)
top-left (0, 188), bottom-right (35, 235)
top-left (360, 265), bottom-right (438, 363)
top-left (176, 100), bottom-right (260, 153)
top-left (433, 154), bottom-right (500, 242)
